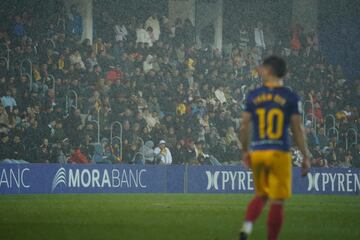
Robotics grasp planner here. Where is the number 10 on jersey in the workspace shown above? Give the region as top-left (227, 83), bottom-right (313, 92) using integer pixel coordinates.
top-left (255, 108), bottom-right (284, 140)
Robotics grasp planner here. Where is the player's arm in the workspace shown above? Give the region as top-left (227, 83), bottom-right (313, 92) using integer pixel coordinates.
top-left (240, 111), bottom-right (251, 168)
top-left (290, 115), bottom-right (310, 176)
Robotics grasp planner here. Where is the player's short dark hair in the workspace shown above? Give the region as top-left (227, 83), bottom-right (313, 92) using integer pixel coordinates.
top-left (262, 55), bottom-right (287, 78)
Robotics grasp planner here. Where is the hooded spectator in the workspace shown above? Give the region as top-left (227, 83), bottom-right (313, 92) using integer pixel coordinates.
top-left (139, 140), bottom-right (155, 164)
top-left (145, 14), bottom-right (160, 42)
top-left (154, 140), bottom-right (172, 165)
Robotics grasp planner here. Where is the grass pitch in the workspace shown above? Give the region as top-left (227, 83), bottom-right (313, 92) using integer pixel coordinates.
top-left (0, 194), bottom-right (359, 240)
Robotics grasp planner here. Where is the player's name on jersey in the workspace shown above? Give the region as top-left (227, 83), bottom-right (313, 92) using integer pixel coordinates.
top-left (253, 93), bottom-right (286, 106)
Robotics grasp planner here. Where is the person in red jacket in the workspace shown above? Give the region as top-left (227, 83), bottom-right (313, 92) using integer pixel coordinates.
top-left (68, 146), bottom-right (90, 164)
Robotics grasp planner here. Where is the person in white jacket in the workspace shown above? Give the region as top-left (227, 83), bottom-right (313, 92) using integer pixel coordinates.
top-left (69, 50), bottom-right (85, 69)
top-left (143, 55), bottom-right (154, 73)
top-left (154, 140), bottom-right (172, 165)
top-left (136, 23), bottom-right (152, 46)
top-left (145, 14), bottom-right (160, 41)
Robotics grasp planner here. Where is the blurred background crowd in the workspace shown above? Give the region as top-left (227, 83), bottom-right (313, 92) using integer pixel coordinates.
top-left (0, 0), bottom-right (359, 167)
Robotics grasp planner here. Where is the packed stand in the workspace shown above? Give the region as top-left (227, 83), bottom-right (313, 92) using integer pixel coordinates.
top-left (0, 6), bottom-right (359, 167)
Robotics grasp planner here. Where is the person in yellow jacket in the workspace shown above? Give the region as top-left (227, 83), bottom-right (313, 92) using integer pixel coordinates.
top-left (176, 102), bottom-right (187, 116)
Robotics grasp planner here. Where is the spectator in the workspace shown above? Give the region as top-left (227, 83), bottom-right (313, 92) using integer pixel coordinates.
top-left (0, 104), bottom-right (9, 133)
top-left (312, 146), bottom-right (327, 167)
top-left (11, 135), bottom-right (25, 160)
top-left (68, 5), bottom-right (83, 40)
top-left (318, 128), bottom-right (329, 149)
top-left (66, 109), bottom-right (83, 144)
top-left (351, 144), bottom-right (360, 168)
top-left (143, 55), bottom-right (154, 73)
top-left (68, 145), bottom-right (90, 164)
top-left (306, 127), bottom-right (319, 147)
top-left (0, 133), bottom-right (11, 160)
top-left (136, 23), bottom-right (152, 46)
top-left (13, 16), bottom-right (25, 38)
top-left (225, 141), bottom-right (242, 164)
top-left (1, 89), bottom-right (17, 113)
top-left (195, 139), bottom-right (221, 165)
top-left (225, 126), bottom-right (240, 146)
top-left (38, 138), bottom-right (51, 163)
top-left (139, 140), bottom-right (155, 164)
top-left (183, 19), bottom-right (195, 46)
top-left (86, 52), bottom-right (99, 70)
top-left (69, 50), bottom-right (85, 69)
top-left (181, 139), bottom-right (197, 164)
top-left (145, 13), bottom-right (160, 42)
top-left (154, 140), bottom-right (172, 165)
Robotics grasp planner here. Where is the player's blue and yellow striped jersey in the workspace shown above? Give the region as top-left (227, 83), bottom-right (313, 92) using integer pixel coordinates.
top-left (245, 84), bottom-right (302, 151)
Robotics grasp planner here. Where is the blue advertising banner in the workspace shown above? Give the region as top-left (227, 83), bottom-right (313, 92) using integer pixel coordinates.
top-left (295, 168), bottom-right (360, 195)
top-left (187, 166), bottom-right (255, 194)
top-left (0, 164), bottom-right (169, 194)
top-left (187, 166), bottom-right (360, 195)
top-left (0, 164), bottom-right (359, 195)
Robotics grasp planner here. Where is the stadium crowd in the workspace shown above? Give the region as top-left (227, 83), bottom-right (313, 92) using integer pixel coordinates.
top-left (0, 4), bottom-right (359, 167)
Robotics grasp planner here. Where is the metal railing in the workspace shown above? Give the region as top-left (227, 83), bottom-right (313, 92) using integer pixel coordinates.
top-left (324, 114), bottom-right (336, 137)
top-left (48, 74), bottom-right (56, 90)
top-left (110, 121), bottom-right (123, 160)
top-left (47, 39), bottom-right (56, 49)
top-left (345, 128), bottom-right (358, 150)
top-left (136, 137), bottom-right (144, 149)
top-left (40, 74), bottom-right (56, 96)
top-left (327, 127), bottom-right (339, 142)
top-left (302, 100), bottom-right (315, 124)
top-left (111, 136), bottom-right (122, 161)
top-left (65, 90), bottom-right (78, 113)
top-left (0, 57), bottom-right (9, 71)
top-left (304, 112), bottom-right (317, 135)
top-left (241, 85), bottom-right (247, 101)
top-left (89, 107), bottom-right (101, 143)
top-left (22, 73), bottom-right (32, 92)
top-left (101, 137), bottom-right (109, 146)
top-left (20, 59), bottom-right (33, 92)
top-left (0, 43), bottom-right (10, 70)
top-left (57, 12), bottom-right (66, 33)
